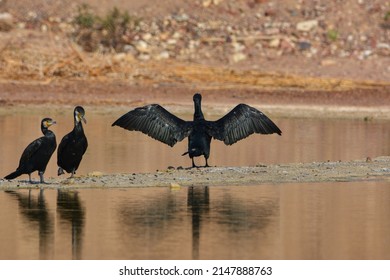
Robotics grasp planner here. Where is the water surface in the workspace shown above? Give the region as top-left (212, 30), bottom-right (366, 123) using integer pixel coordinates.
top-left (1, 182), bottom-right (390, 260)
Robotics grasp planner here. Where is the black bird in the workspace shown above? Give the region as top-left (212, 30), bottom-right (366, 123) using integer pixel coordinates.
top-left (57, 106), bottom-right (88, 178)
top-left (112, 93), bottom-right (282, 168)
top-left (5, 118), bottom-right (57, 183)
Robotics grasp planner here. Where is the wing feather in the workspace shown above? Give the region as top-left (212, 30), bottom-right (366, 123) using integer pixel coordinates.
top-left (112, 104), bottom-right (192, 146)
top-left (19, 137), bottom-right (44, 167)
top-left (208, 104), bottom-right (282, 145)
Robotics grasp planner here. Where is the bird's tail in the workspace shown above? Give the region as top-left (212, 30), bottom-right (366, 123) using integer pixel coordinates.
top-left (182, 148), bottom-right (199, 156)
top-left (4, 170), bottom-right (22, 180)
top-left (57, 167), bottom-right (65, 176)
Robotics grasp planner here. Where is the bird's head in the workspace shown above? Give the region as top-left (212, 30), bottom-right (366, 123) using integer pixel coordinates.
top-left (74, 106), bottom-right (87, 124)
top-left (193, 93), bottom-right (202, 102)
top-left (41, 118), bottom-right (56, 129)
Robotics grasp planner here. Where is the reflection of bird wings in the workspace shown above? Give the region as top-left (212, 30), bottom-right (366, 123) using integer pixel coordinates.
top-left (207, 104), bottom-right (282, 145)
top-left (112, 104), bottom-right (192, 147)
top-left (19, 137), bottom-right (45, 167)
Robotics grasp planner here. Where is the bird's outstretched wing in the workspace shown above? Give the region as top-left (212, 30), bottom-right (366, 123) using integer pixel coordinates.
top-left (207, 104), bottom-right (282, 145)
top-left (112, 104), bottom-right (192, 146)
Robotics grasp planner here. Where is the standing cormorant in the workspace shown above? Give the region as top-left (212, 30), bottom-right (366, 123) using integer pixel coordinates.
top-left (4, 118), bottom-right (57, 183)
top-left (112, 93), bottom-right (282, 167)
top-left (57, 106), bottom-right (88, 178)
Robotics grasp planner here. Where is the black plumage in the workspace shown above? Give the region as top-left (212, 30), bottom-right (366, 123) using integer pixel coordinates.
top-left (57, 106), bottom-right (88, 177)
top-left (112, 93), bottom-right (282, 167)
top-left (4, 118), bottom-right (57, 183)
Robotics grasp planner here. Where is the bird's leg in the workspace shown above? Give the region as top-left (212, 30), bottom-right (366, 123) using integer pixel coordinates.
top-left (38, 171), bottom-right (45, 184)
top-left (204, 157), bottom-right (210, 168)
top-left (28, 173), bottom-right (33, 183)
top-left (192, 158), bottom-right (198, 168)
top-left (69, 169), bottom-right (75, 179)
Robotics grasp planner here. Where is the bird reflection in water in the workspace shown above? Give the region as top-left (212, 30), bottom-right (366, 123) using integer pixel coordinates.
top-left (187, 186), bottom-right (210, 260)
top-left (5, 189), bottom-right (54, 259)
top-left (57, 190), bottom-right (85, 260)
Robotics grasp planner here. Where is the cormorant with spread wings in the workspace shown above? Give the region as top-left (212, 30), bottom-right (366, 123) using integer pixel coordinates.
top-left (112, 93), bottom-right (281, 167)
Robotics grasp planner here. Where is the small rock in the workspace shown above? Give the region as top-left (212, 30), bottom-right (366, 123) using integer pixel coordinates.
top-left (264, 9), bottom-right (276, 17)
top-left (170, 183), bottom-right (181, 190)
top-left (296, 20), bottom-right (318, 32)
top-left (320, 59), bottom-right (337, 66)
top-left (173, 14), bottom-right (189, 22)
top-left (358, 49), bottom-right (372, 59)
top-left (298, 41), bottom-right (311, 51)
top-left (264, 27), bottom-right (280, 35)
top-left (142, 33), bottom-right (152, 41)
top-left (231, 52), bottom-right (247, 63)
top-left (377, 43), bottom-right (390, 49)
top-left (156, 51), bottom-right (170, 60)
top-left (138, 53), bottom-right (151, 61)
top-left (167, 38), bottom-right (177, 45)
top-left (88, 171), bottom-right (104, 177)
top-left (0, 12), bottom-right (13, 32)
top-left (202, 0), bottom-right (212, 7)
top-left (112, 53), bottom-right (133, 63)
top-left (134, 40), bottom-right (149, 53)
top-left (0, 12), bottom-right (13, 21)
top-left (232, 42), bottom-right (245, 52)
top-left (269, 38), bottom-right (280, 48)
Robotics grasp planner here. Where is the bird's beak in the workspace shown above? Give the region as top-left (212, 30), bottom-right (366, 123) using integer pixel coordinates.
top-left (77, 113), bottom-right (87, 124)
top-left (46, 120), bottom-right (56, 127)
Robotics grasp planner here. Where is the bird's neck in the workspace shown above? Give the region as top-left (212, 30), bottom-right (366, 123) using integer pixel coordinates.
top-left (194, 100), bottom-right (204, 120)
top-left (42, 127), bottom-right (55, 138)
top-left (41, 124), bottom-right (49, 135)
top-left (74, 121), bottom-right (84, 133)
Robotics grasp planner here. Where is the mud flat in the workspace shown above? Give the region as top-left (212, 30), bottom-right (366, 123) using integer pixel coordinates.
top-left (1, 156), bottom-right (389, 190)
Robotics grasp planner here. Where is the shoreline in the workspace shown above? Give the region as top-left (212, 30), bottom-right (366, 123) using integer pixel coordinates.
top-left (1, 157), bottom-right (390, 190)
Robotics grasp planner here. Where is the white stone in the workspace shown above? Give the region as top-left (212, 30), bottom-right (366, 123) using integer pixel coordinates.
top-left (269, 38), bottom-right (280, 48)
top-left (296, 20), bottom-right (318, 32)
top-left (135, 40), bottom-right (149, 53)
top-left (231, 53), bottom-right (247, 63)
top-left (157, 51), bottom-right (170, 60)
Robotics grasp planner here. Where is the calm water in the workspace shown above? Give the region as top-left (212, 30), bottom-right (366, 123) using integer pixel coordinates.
top-left (1, 182), bottom-right (390, 260)
top-left (1, 109), bottom-right (390, 260)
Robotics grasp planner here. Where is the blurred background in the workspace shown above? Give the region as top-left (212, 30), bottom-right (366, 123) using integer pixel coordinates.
top-left (0, 0), bottom-right (389, 83)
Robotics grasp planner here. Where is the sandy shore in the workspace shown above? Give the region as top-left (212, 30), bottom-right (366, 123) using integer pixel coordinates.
top-left (1, 156), bottom-right (389, 190)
